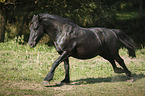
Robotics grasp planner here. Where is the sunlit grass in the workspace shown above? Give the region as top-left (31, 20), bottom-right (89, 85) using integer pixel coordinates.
top-left (0, 40), bottom-right (145, 96)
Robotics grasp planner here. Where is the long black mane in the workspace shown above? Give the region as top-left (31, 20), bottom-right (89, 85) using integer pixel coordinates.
top-left (39, 13), bottom-right (79, 27)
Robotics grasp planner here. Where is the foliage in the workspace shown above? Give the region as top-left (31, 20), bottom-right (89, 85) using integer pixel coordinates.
top-left (0, 0), bottom-right (5, 2)
top-left (0, 0), bottom-right (145, 45)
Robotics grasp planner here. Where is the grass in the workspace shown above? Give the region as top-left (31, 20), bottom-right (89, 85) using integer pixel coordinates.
top-left (0, 40), bottom-right (145, 96)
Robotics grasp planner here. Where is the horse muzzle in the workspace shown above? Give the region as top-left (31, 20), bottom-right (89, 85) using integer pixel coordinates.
top-left (28, 41), bottom-right (36, 47)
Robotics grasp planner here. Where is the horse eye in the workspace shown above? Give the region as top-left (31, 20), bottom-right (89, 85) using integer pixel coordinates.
top-left (33, 22), bottom-right (39, 30)
top-left (34, 25), bottom-right (39, 30)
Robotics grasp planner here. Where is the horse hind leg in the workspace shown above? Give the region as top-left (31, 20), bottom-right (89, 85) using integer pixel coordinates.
top-left (100, 54), bottom-right (124, 74)
top-left (115, 54), bottom-right (132, 78)
top-left (107, 59), bottom-right (125, 74)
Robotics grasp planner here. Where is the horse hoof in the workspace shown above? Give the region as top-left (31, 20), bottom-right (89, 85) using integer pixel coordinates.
top-left (43, 81), bottom-right (50, 86)
top-left (59, 82), bottom-right (68, 86)
top-left (127, 77), bottom-right (134, 82)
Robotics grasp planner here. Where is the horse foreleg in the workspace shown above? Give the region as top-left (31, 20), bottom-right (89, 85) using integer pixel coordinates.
top-left (61, 58), bottom-right (70, 84)
top-left (43, 51), bottom-right (69, 85)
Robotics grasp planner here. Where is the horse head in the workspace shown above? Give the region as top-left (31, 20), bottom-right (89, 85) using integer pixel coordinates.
top-left (28, 14), bottom-right (44, 47)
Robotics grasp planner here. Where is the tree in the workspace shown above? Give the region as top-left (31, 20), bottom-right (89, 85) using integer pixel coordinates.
top-left (139, 0), bottom-right (143, 19)
top-left (0, 0), bottom-right (8, 42)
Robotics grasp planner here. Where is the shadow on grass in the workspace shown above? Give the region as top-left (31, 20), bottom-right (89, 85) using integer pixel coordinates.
top-left (45, 73), bottom-right (145, 87)
top-left (71, 73), bottom-right (145, 85)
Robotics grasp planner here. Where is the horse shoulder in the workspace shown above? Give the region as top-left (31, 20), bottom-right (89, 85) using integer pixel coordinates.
top-left (54, 26), bottom-right (77, 53)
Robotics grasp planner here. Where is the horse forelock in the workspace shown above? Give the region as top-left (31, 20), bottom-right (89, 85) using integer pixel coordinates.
top-left (32, 15), bottom-right (39, 22)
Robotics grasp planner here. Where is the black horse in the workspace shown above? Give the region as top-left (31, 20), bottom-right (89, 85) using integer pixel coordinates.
top-left (28, 13), bottom-right (136, 85)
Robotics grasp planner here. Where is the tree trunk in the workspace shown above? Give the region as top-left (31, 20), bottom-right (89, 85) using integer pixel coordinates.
top-left (139, 0), bottom-right (143, 20)
top-left (0, 11), bottom-right (6, 42)
top-left (18, 14), bottom-right (28, 36)
top-left (139, 0), bottom-right (143, 34)
top-left (0, 2), bottom-right (8, 43)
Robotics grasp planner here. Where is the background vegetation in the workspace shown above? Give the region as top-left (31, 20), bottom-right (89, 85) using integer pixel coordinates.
top-left (0, 0), bottom-right (145, 46)
top-left (0, 0), bottom-right (145, 95)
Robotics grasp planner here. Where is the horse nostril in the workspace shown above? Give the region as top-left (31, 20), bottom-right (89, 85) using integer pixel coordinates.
top-left (28, 42), bottom-right (34, 47)
top-left (28, 41), bottom-right (36, 47)
top-left (30, 44), bottom-right (34, 47)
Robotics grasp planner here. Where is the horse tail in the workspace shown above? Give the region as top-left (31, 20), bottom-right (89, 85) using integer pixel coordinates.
top-left (113, 29), bottom-right (136, 58)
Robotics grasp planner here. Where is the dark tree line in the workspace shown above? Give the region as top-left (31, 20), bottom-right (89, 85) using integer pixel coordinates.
top-left (0, 0), bottom-right (144, 46)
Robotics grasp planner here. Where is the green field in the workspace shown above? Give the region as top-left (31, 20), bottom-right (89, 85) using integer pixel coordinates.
top-left (0, 40), bottom-right (145, 96)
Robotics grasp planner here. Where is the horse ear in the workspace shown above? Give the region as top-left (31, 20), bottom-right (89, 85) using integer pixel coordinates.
top-left (38, 14), bottom-right (40, 20)
top-left (33, 14), bottom-right (36, 18)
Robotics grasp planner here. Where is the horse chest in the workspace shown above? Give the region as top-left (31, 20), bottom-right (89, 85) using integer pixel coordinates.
top-left (54, 33), bottom-right (69, 52)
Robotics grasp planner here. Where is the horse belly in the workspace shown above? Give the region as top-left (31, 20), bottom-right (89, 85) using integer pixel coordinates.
top-left (72, 44), bottom-right (101, 59)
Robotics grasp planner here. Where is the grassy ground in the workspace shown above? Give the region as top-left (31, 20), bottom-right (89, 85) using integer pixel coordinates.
top-left (0, 40), bottom-right (145, 96)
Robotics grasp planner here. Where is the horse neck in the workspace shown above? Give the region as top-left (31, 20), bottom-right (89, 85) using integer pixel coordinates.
top-left (43, 19), bottom-right (64, 42)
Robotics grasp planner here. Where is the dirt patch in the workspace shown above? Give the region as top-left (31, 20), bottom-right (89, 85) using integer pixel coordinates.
top-left (1, 80), bottom-right (47, 91)
top-left (54, 85), bottom-right (74, 91)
